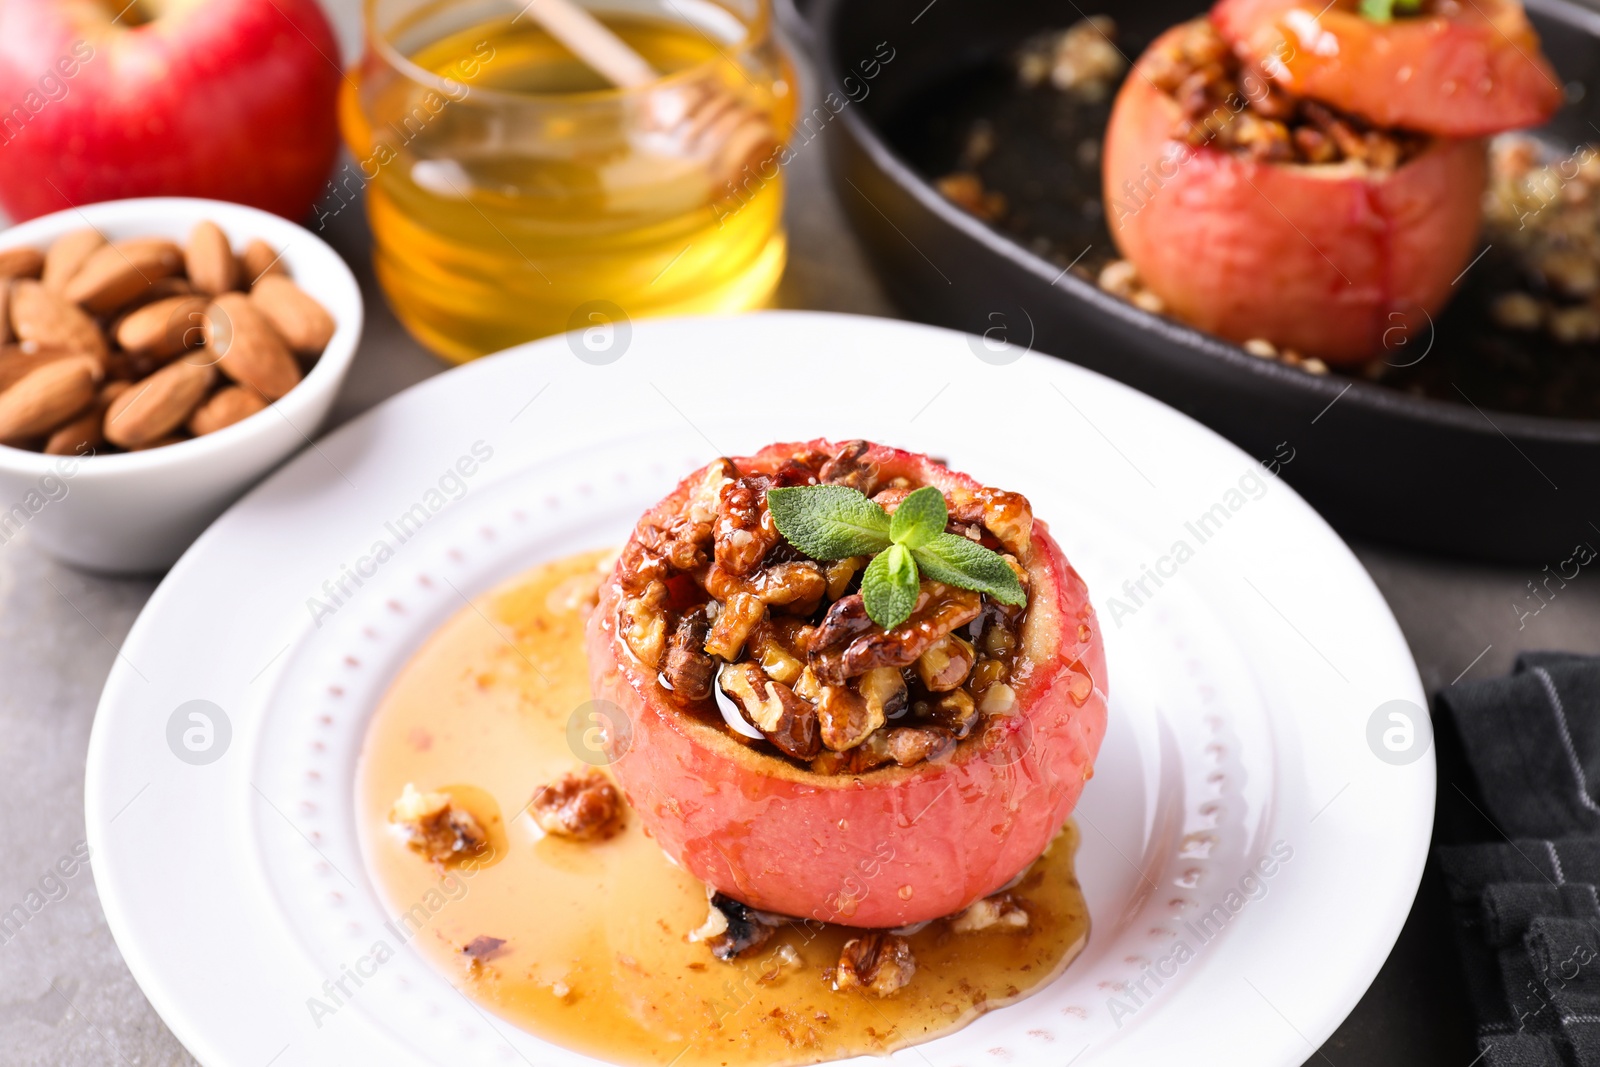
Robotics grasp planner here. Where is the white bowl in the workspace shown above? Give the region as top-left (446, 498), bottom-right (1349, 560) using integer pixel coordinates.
top-left (0, 198), bottom-right (363, 573)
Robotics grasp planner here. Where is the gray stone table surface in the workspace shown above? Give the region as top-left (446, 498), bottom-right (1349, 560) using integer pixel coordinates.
top-left (2, 22), bottom-right (1598, 1067)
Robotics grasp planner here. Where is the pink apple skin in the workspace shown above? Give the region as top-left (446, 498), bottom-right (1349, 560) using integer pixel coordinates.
top-left (587, 441), bottom-right (1109, 929)
top-left (0, 0), bottom-right (342, 222)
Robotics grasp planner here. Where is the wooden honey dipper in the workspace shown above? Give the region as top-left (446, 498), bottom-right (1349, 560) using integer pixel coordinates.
top-left (518, 0), bottom-right (778, 188)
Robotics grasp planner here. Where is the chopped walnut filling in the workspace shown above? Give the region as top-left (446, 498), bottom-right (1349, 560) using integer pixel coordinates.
top-left (616, 441), bottom-right (1037, 773)
top-left (530, 770), bottom-right (625, 841)
top-left (1141, 19), bottom-right (1428, 171)
top-left (391, 783), bottom-right (488, 864)
top-left (833, 932), bottom-right (916, 996)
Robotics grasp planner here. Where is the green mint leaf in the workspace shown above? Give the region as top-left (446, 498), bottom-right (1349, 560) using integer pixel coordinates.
top-left (861, 544), bottom-right (920, 630)
top-left (1359, 0), bottom-right (1397, 20)
top-left (912, 533), bottom-right (1027, 606)
top-left (766, 485), bottom-right (892, 560)
top-left (888, 486), bottom-right (948, 549)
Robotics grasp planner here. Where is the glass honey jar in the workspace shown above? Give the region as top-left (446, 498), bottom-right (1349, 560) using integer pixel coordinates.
top-left (343, 0), bottom-right (795, 362)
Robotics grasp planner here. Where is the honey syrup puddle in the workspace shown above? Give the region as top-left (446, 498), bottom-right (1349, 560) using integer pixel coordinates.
top-left (355, 549), bottom-right (1089, 1066)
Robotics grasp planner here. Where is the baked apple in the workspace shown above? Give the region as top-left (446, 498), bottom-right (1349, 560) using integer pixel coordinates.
top-left (1212, 0), bottom-right (1563, 137)
top-left (586, 440), bottom-right (1107, 929)
top-left (1103, 19), bottom-right (1487, 364)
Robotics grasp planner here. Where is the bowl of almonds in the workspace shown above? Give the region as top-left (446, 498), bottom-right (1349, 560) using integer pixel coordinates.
top-left (0, 197), bottom-right (362, 573)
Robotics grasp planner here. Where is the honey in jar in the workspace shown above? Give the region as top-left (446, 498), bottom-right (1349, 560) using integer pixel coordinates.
top-left (343, 0), bottom-right (795, 362)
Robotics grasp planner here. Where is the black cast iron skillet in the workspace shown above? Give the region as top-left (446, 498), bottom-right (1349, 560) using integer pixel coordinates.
top-left (813, 0), bottom-right (1600, 563)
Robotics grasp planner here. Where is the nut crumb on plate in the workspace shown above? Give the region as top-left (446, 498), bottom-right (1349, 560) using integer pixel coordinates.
top-left (833, 932), bottom-right (916, 996)
top-left (688, 889), bottom-right (784, 960)
top-left (950, 892), bottom-right (1030, 933)
top-left (530, 769), bottom-right (625, 841)
top-left (391, 783), bottom-right (487, 863)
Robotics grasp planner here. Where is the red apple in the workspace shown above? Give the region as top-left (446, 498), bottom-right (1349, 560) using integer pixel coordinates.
top-left (587, 441), bottom-right (1108, 929)
top-left (0, 0), bottom-right (342, 222)
top-left (1212, 0), bottom-right (1563, 137)
top-left (1103, 22), bottom-right (1488, 365)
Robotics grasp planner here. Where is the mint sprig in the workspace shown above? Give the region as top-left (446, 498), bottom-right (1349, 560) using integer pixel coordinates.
top-left (765, 483), bottom-right (890, 558)
top-left (1359, 0), bottom-right (1421, 22)
top-left (766, 484), bottom-right (1027, 630)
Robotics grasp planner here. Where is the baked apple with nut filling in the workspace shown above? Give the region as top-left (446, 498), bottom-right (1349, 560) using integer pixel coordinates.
top-left (1103, 18), bottom-right (1487, 364)
top-left (1212, 0), bottom-right (1562, 138)
top-left (586, 440), bottom-right (1106, 929)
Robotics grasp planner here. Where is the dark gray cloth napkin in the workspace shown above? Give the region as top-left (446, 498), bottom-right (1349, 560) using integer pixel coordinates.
top-left (1436, 652), bottom-right (1600, 1066)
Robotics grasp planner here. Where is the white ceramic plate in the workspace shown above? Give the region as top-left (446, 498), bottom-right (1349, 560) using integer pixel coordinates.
top-left (86, 312), bottom-right (1432, 1067)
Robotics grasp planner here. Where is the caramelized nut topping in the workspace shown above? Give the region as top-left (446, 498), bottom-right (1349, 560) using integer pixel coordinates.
top-left (817, 683), bottom-right (881, 753)
top-left (838, 585), bottom-right (983, 679)
top-left (1142, 19), bottom-right (1428, 171)
top-left (530, 770), bottom-right (625, 841)
top-left (705, 591), bottom-right (766, 661)
top-left (858, 667), bottom-right (908, 725)
top-left (887, 725), bottom-right (956, 767)
top-left (925, 689), bottom-right (980, 739)
top-left (662, 604), bottom-right (716, 703)
top-left (714, 476), bottom-right (782, 577)
top-left (824, 556), bottom-right (868, 600)
top-left (916, 634), bottom-right (977, 692)
top-left (749, 621), bottom-right (806, 685)
top-left (611, 442), bottom-right (1039, 772)
top-left (721, 661), bottom-right (822, 760)
top-left (818, 439), bottom-right (881, 495)
top-left (621, 581), bottom-right (669, 669)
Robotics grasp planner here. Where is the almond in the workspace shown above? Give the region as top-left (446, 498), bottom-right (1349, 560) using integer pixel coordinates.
top-left (0, 354), bottom-right (102, 440)
top-left (185, 220), bottom-right (239, 296)
top-left (44, 410), bottom-right (106, 455)
top-left (103, 357), bottom-right (216, 448)
top-left (116, 295), bottom-right (210, 358)
top-left (203, 293), bottom-right (301, 399)
top-left (240, 239), bottom-right (285, 286)
top-left (188, 385), bottom-right (268, 436)
top-left (0, 345), bottom-right (79, 392)
top-left (119, 275), bottom-right (195, 312)
top-left (42, 229), bottom-right (107, 291)
top-left (10, 281), bottom-right (107, 358)
top-left (43, 385), bottom-right (120, 456)
top-left (250, 275), bottom-right (336, 354)
top-left (63, 238), bottom-right (185, 315)
top-left (127, 432), bottom-right (189, 451)
top-left (0, 247), bottom-right (43, 280)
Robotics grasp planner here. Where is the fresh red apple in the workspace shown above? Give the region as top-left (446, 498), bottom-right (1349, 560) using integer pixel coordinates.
top-left (587, 441), bottom-right (1108, 929)
top-left (1212, 0), bottom-right (1563, 137)
top-left (1103, 22), bottom-right (1488, 365)
top-left (0, 0), bottom-right (342, 222)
